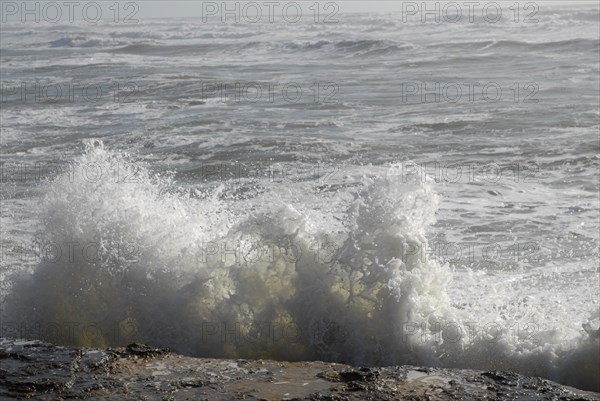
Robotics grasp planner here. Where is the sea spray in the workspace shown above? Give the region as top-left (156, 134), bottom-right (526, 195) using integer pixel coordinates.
top-left (2, 142), bottom-right (598, 390)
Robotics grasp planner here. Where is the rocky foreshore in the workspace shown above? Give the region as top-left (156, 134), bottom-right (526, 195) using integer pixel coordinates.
top-left (0, 338), bottom-right (598, 401)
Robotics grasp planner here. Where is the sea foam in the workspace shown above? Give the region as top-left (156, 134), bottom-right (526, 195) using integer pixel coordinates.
top-left (3, 142), bottom-right (598, 390)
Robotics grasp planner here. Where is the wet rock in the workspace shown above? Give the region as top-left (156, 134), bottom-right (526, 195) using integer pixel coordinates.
top-left (124, 343), bottom-right (170, 358)
top-left (0, 338), bottom-right (598, 401)
top-left (481, 371), bottom-right (520, 386)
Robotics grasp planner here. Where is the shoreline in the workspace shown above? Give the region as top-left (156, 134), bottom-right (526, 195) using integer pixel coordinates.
top-left (1, 338), bottom-right (598, 401)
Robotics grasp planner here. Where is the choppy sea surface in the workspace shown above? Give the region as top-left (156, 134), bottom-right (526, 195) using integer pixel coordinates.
top-left (1, 2), bottom-right (599, 391)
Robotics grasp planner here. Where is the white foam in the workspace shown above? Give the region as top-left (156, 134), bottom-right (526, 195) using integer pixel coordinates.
top-left (2, 142), bottom-right (598, 391)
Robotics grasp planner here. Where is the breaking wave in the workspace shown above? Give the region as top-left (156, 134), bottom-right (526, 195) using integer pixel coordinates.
top-left (2, 142), bottom-right (598, 391)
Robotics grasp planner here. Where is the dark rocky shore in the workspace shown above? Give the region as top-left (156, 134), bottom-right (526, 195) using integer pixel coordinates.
top-left (1, 338), bottom-right (598, 401)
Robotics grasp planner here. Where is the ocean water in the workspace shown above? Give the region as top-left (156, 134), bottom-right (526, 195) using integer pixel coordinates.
top-left (1, 2), bottom-right (599, 392)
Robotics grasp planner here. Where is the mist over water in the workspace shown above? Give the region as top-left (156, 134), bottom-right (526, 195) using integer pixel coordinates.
top-left (1, 3), bottom-right (599, 392)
